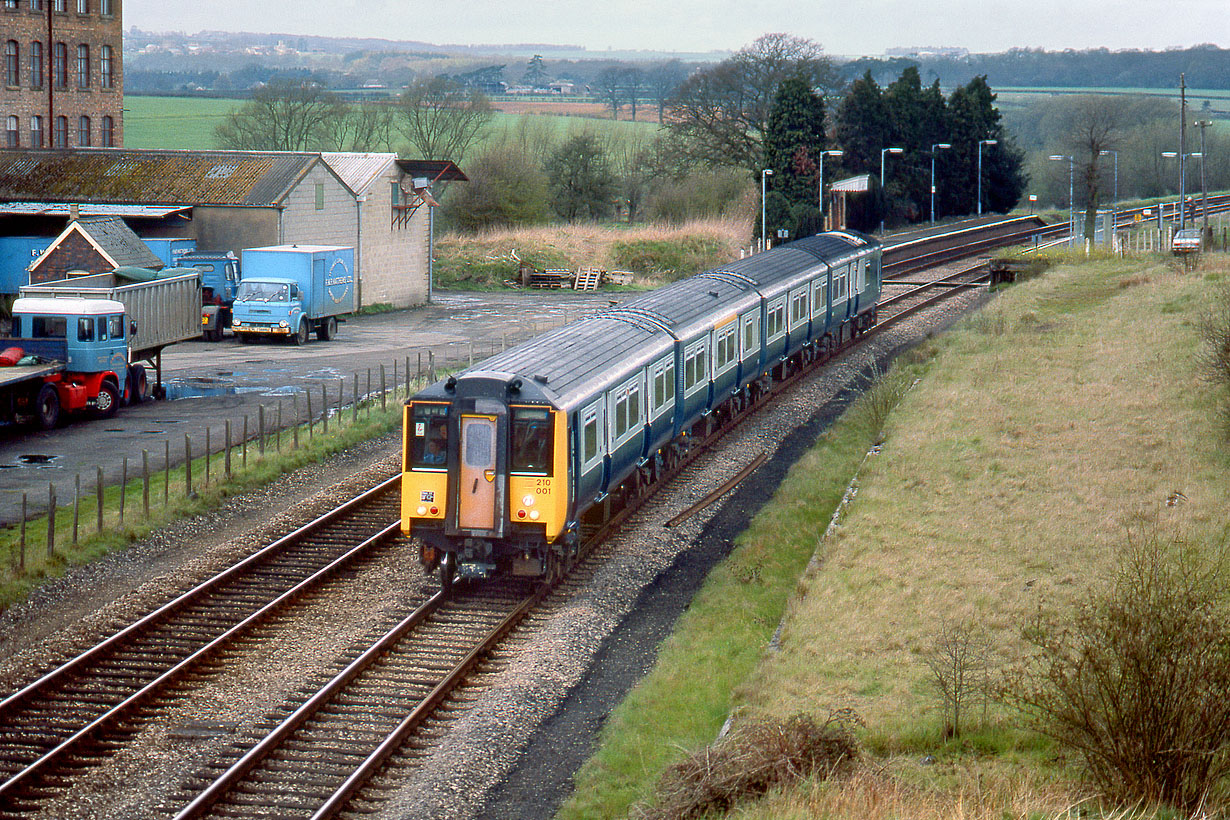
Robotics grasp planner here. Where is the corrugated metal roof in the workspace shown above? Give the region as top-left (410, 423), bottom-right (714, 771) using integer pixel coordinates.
top-left (830, 174), bottom-right (871, 193)
top-left (0, 149), bottom-right (321, 207)
top-left (0, 202), bottom-right (192, 218)
top-left (320, 153), bottom-right (396, 195)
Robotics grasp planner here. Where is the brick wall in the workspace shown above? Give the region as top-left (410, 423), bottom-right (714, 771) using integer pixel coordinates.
top-left (28, 230), bottom-right (106, 282)
top-left (0, 0), bottom-right (124, 149)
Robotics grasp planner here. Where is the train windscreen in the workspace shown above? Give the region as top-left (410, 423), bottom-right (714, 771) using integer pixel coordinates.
top-left (511, 407), bottom-right (553, 475)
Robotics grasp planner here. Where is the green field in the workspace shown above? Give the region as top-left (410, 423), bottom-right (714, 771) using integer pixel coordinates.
top-left (123, 95), bottom-right (661, 154)
top-left (123, 96), bottom-right (243, 150)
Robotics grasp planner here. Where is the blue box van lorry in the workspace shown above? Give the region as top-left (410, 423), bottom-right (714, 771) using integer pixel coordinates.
top-left (231, 245), bottom-right (355, 345)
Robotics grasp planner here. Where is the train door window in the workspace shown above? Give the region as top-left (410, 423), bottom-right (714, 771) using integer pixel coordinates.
top-left (833, 266), bottom-right (849, 302)
top-left (790, 289), bottom-right (808, 328)
top-left (683, 339), bottom-right (708, 395)
top-left (580, 401), bottom-right (603, 469)
top-left (628, 379), bottom-right (641, 428)
top-left (108, 314), bottom-right (124, 339)
top-left (714, 323), bottom-right (737, 374)
top-left (511, 407), bottom-right (553, 475)
top-left (408, 402), bottom-right (449, 469)
top-left (812, 277), bottom-right (828, 315)
top-left (741, 312), bottom-right (759, 359)
top-left (854, 258), bottom-right (865, 293)
top-left (614, 389), bottom-right (628, 440)
top-left (766, 298), bottom-right (786, 341)
top-left (651, 357), bottom-right (675, 419)
top-left (76, 317), bottom-right (94, 342)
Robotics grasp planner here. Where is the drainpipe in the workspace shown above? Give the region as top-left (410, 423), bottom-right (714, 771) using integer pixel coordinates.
top-left (46, 0), bottom-right (53, 141)
top-left (428, 203), bottom-right (434, 304)
top-left (354, 194), bottom-right (365, 309)
top-left (277, 206), bottom-right (284, 244)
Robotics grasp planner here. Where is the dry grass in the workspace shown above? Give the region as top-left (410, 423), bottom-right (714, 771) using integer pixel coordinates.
top-left (434, 215), bottom-right (752, 289)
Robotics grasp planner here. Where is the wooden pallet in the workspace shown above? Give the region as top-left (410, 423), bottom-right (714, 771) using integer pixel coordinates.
top-left (573, 267), bottom-right (603, 291)
top-left (523, 269), bottom-right (573, 289)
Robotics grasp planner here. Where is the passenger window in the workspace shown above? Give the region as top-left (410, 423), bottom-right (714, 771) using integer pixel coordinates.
top-left (628, 384), bottom-right (640, 426)
top-left (615, 393), bottom-right (628, 438)
top-left (77, 317), bottom-right (94, 341)
top-left (664, 363), bottom-right (675, 402)
top-left (511, 407), bottom-right (553, 475)
top-left (742, 313), bottom-right (758, 356)
top-left (582, 413), bottom-right (599, 465)
top-left (409, 403), bottom-right (449, 468)
top-left (813, 280), bottom-right (826, 314)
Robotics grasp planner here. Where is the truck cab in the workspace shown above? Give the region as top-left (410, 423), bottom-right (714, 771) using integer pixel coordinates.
top-left (8, 297), bottom-right (132, 419)
top-left (172, 251), bottom-right (241, 341)
top-left (231, 277), bottom-right (312, 344)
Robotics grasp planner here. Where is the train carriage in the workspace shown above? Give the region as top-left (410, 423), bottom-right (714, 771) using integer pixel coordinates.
top-left (402, 230), bottom-right (881, 588)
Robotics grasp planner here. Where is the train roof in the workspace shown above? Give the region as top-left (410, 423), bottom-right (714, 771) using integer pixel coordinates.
top-left (449, 315), bottom-right (675, 411)
top-left (610, 275), bottom-right (759, 339)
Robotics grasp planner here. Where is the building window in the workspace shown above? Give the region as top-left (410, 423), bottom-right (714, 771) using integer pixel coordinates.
top-left (4, 41), bottom-right (17, 87)
top-left (30, 115), bottom-right (42, 147)
top-left (53, 114), bottom-right (66, 147)
top-left (52, 0), bottom-right (63, 10)
top-left (3, 0), bottom-right (17, 10)
top-left (52, 42), bottom-right (65, 88)
top-left (29, 41), bottom-right (41, 89)
top-left (99, 0), bottom-right (110, 13)
top-left (77, 114), bottom-right (89, 146)
top-left (29, 0), bottom-right (42, 9)
top-left (100, 114), bottom-right (112, 146)
top-left (99, 44), bottom-right (111, 88)
top-left (75, 0), bottom-right (85, 11)
top-left (314, 183), bottom-right (324, 210)
top-left (76, 44), bottom-right (88, 88)
top-left (5, 116), bottom-right (17, 148)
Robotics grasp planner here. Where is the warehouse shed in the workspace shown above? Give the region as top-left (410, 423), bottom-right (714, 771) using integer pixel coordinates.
top-left (0, 149), bottom-right (464, 308)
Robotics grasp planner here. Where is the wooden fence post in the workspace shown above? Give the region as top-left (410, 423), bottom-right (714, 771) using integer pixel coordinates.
top-left (205, 428), bottom-right (211, 488)
top-left (276, 402), bottom-right (282, 452)
top-left (119, 457), bottom-right (127, 526)
top-left (293, 393), bottom-right (299, 449)
top-left (185, 434), bottom-right (192, 497)
top-left (380, 364), bottom-right (387, 412)
top-left (353, 373), bottom-right (359, 424)
top-left (307, 388), bottom-right (314, 439)
top-left (97, 467), bottom-right (103, 532)
top-left (72, 473), bottom-right (80, 546)
top-left (164, 440), bottom-right (170, 506)
top-left (46, 482), bottom-right (55, 558)
top-left (321, 385), bottom-right (328, 434)
top-left (243, 415), bottom-right (248, 468)
top-left (19, 492), bottom-right (26, 570)
top-left (225, 419), bottom-right (232, 478)
top-left (143, 450), bottom-right (150, 518)
top-left (258, 405), bottom-right (266, 456)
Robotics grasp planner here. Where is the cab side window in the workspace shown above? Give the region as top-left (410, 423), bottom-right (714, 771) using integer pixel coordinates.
top-left (77, 317), bottom-right (94, 341)
top-left (409, 403), bottom-right (449, 469)
top-left (511, 407), bottom-right (553, 475)
top-left (109, 315), bottom-right (124, 339)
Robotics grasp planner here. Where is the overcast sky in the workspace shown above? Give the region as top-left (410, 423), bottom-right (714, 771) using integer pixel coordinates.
top-left (126, 0), bottom-right (1227, 56)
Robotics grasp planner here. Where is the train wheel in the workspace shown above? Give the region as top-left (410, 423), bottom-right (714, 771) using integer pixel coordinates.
top-left (440, 552), bottom-right (457, 592)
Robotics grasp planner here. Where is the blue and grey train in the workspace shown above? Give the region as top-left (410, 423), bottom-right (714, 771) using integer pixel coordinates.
top-left (401, 230), bottom-right (882, 586)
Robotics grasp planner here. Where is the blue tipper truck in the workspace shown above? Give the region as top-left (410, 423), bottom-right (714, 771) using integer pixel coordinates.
top-left (230, 245), bottom-right (355, 346)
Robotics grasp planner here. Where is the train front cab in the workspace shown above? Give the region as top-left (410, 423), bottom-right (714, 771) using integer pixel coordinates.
top-left (401, 379), bottom-right (569, 584)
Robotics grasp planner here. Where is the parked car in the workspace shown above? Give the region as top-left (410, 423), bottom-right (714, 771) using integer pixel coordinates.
top-left (1172, 228), bottom-right (1202, 255)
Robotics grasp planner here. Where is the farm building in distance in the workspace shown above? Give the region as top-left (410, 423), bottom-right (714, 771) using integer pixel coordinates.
top-left (0, 148), bottom-right (466, 308)
top-left (29, 215), bottom-right (162, 283)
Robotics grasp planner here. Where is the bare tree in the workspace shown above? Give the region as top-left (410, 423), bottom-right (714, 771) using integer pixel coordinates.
top-left (622, 67), bottom-right (644, 122)
top-left (595, 66), bottom-right (626, 120)
top-left (646, 60), bottom-right (687, 124)
top-left (923, 619), bottom-right (993, 738)
top-left (214, 79), bottom-right (348, 151)
top-left (1061, 95), bottom-right (1126, 242)
top-left (397, 77), bottom-right (493, 162)
top-left (318, 101), bottom-right (398, 152)
top-left (664, 33), bottom-right (842, 178)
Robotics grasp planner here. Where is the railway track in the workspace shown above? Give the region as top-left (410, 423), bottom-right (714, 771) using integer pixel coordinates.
top-left (0, 476), bottom-right (403, 815)
top-left (0, 215), bottom-right (1083, 818)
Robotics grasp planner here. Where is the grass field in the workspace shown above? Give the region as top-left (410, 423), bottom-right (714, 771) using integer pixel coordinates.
top-left (123, 95), bottom-right (661, 153)
top-left (559, 251), bottom-right (1230, 819)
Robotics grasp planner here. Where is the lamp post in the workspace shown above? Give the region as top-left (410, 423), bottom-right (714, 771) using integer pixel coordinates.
top-left (817, 149), bottom-right (843, 228)
top-left (930, 142), bottom-right (951, 224)
top-left (879, 147), bottom-right (904, 234)
top-left (977, 139), bottom-right (997, 216)
top-left (1098, 149), bottom-right (1118, 205)
top-left (1194, 120), bottom-right (1212, 232)
top-left (1161, 151), bottom-right (1202, 225)
top-left (1048, 154), bottom-right (1074, 242)
top-left (761, 168), bottom-right (773, 252)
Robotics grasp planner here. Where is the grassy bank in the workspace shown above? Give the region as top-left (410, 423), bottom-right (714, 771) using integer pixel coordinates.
top-left (434, 216), bottom-right (749, 290)
top-left (0, 378), bottom-right (429, 612)
top-left (560, 252), bottom-right (1230, 818)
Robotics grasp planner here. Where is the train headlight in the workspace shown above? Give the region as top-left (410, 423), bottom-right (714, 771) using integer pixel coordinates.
top-left (429, 506), bottom-right (439, 515)
top-left (416, 505), bottom-right (427, 515)
top-left (522, 495), bottom-right (535, 506)
top-left (529, 509), bottom-right (540, 521)
top-left (516, 509), bottom-right (527, 519)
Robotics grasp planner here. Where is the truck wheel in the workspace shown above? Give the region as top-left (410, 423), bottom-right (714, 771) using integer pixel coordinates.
top-left (293, 319), bottom-right (309, 346)
top-left (95, 381), bottom-right (120, 418)
top-left (317, 316), bottom-right (337, 341)
top-left (128, 364), bottom-right (149, 404)
top-left (36, 384), bottom-right (61, 430)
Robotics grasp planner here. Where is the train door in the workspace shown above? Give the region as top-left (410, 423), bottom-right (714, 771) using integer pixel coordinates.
top-left (457, 414), bottom-right (498, 531)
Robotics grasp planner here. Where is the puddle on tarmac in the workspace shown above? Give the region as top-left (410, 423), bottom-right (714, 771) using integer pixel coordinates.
top-left (17, 454), bottom-right (58, 465)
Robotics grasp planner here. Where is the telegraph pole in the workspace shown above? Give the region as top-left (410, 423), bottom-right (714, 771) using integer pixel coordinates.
top-left (1194, 119), bottom-right (1211, 234)
top-left (1179, 74), bottom-right (1187, 228)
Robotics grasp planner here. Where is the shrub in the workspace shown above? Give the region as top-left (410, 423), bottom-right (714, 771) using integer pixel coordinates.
top-left (1199, 283), bottom-right (1230, 391)
top-left (1002, 529), bottom-right (1230, 811)
top-left (644, 168), bottom-right (750, 224)
top-left (633, 712), bottom-right (861, 820)
top-left (441, 144), bottom-right (551, 233)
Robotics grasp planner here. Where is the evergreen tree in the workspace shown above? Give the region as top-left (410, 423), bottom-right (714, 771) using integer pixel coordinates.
top-left (883, 66), bottom-right (929, 222)
top-left (943, 76), bottom-right (1026, 216)
top-left (546, 134), bottom-right (617, 222)
top-left (763, 76), bottom-right (827, 238)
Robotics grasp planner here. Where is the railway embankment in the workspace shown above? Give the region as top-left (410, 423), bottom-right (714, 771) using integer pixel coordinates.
top-left (561, 253), bottom-right (1230, 819)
